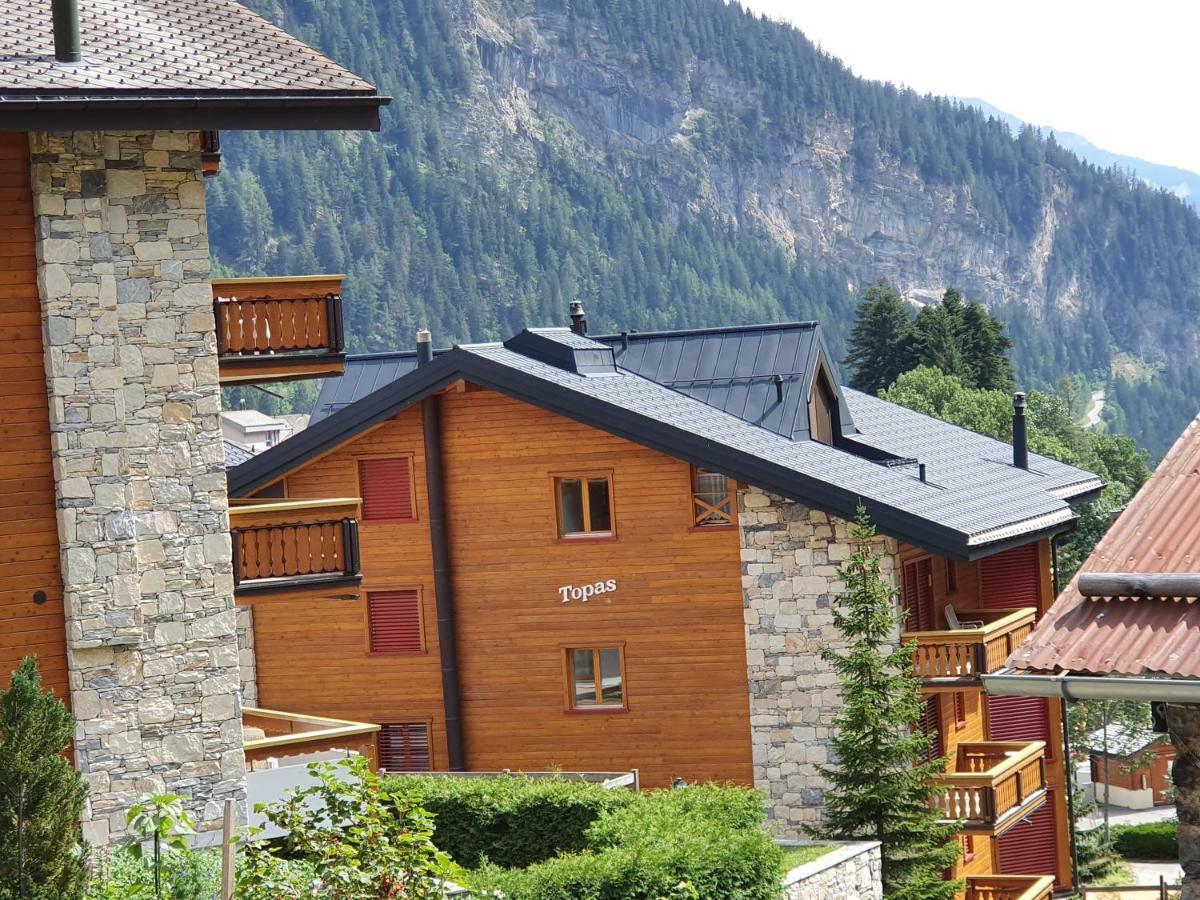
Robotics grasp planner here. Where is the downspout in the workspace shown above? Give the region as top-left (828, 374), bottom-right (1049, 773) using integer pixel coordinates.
top-left (1052, 534), bottom-right (1082, 891)
top-left (417, 330), bottom-right (466, 770)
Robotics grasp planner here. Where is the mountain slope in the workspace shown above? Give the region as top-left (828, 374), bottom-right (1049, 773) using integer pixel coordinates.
top-left (210, 0), bottom-right (1200, 457)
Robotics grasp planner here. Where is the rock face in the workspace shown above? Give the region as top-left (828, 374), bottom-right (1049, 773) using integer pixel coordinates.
top-left (30, 131), bottom-right (245, 845)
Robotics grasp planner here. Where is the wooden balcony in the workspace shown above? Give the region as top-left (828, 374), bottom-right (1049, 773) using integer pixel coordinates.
top-left (213, 275), bottom-right (346, 385)
top-left (229, 498), bottom-right (362, 599)
top-left (243, 707), bottom-right (380, 769)
top-left (964, 875), bottom-right (1054, 900)
top-left (902, 607), bottom-right (1036, 687)
top-left (932, 740), bottom-right (1047, 833)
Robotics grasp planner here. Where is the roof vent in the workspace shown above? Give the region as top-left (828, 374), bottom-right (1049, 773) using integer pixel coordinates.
top-left (1012, 392), bottom-right (1029, 469)
top-left (569, 299), bottom-right (587, 336)
top-left (416, 328), bottom-right (433, 366)
top-left (52, 0), bottom-right (81, 63)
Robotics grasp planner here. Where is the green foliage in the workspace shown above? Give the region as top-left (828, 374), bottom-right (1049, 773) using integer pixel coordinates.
top-left (812, 507), bottom-right (962, 900)
top-left (471, 784), bottom-right (782, 900)
top-left (385, 774), bottom-right (631, 869)
top-left (85, 846), bottom-right (219, 900)
top-left (0, 657), bottom-right (87, 900)
top-left (1109, 821), bottom-right (1178, 860)
top-left (1073, 824), bottom-right (1124, 885)
top-left (843, 280), bottom-right (919, 394)
top-left (124, 794), bottom-right (196, 900)
top-left (237, 756), bottom-right (452, 899)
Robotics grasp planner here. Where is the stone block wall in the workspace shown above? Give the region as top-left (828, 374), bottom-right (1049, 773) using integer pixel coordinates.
top-left (30, 131), bottom-right (245, 844)
top-left (237, 605), bottom-right (258, 708)
top-left (739, 488), bottom-right (899, 837)
top-left (781, 841), bottom-right (882, 900)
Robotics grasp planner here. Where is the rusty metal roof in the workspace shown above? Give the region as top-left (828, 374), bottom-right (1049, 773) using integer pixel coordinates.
top-left (1010, 412), bottom-right (1200, 677)
top-left (0, 0), bottom-right (387, 129)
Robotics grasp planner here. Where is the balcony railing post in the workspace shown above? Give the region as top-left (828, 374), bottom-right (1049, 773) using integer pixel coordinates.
top-left (327, 292), bottom-right (345, 355)
top-left (341, 517), bottom-right (360, 577)
top-left (230, 527), bottom-right (242, 589)
top-left (213, 297), bottom-right (227, 355)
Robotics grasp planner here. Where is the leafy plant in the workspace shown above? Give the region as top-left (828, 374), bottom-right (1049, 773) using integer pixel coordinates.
top-left (124, 794), bottom-right (197, 900)
top-left (237, 756), bottom-right (453, 899)
top-left (0, 656), bottom-right (87, 900)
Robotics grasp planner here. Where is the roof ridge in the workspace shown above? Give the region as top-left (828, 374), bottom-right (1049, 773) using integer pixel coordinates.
top-left (591, 321), bottom-right (819, 341)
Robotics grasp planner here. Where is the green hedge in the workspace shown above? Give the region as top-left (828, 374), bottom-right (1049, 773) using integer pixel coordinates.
top-left (384, 775), bottom-right (632, 868)
top-left (1110, 820), bottom-right (1178, 860)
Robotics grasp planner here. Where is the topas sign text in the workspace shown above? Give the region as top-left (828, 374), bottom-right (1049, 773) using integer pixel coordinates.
top-left (558, 579), bottom-right (617, 603)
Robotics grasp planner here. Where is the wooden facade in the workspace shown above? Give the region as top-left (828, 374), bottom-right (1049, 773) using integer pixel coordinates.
top-left (0, 134), bottom-right (69, 701)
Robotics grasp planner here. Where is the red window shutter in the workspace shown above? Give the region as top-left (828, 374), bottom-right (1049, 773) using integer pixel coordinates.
top-left (954, 692), bottom-right (966, 728)
top-left (919, 697), bottom-right (941, 763)
top-left (368, 590), bottom-right (422, 653)
top-left (359, 457), bottom-right (414, 521)
top-left (998, 800), bottom-right (1058, 877)
top-left (979, 544), bottom-right (1041, 610)
top-left (903, 558), bottom-right (934, 632)
top-left (378, 723), bottom-right (431, 772)
top-left (987, 694), bottom-right (1053, 758)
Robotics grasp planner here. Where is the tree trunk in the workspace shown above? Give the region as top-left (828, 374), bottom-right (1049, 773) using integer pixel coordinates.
top-left (1167, 703), bottom-right (1200, 900)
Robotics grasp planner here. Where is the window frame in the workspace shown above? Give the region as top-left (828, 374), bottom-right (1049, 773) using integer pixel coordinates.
top-left (364, 585), bottom-right (426, 657)
top-left (552, 471), bottom-right (616, 540)
top-left (689, 465), bottom-right (737, 530)
top-left (357, 453), bottom-right (418, 524)
top-left (562, 643), bottom-right (627, 713)
top-left (376, 719), bottom-right (434, 773)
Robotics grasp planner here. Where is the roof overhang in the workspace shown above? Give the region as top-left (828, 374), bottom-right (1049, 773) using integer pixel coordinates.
top-left (982, 669), bottom-right (1200, 702)
top-left (0, 93), bottom-right (390, 130)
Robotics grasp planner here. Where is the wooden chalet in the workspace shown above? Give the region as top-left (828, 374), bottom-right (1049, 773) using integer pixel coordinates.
top-left (228, 310), bottom-right (1101, 895)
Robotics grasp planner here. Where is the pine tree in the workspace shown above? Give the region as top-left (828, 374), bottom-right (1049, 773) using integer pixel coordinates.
top-left (813, 507), bottom-right (962, 900)
top-left (843, 279), bottom-right (917, 394)
top-left (0, 657), bottom-right (87, 900)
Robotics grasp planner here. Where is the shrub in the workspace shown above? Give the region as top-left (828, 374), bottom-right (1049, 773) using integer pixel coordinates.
top-left (386, 775), bottom-right (632, 868)
top-left (85, 846), bottom-right (219, 900)
top-left (1110, 821), bottom-right (1178, 860)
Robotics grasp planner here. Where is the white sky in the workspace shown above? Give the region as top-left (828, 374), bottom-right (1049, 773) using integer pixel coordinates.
top-left (740, 1), bottom-right (1200, 174)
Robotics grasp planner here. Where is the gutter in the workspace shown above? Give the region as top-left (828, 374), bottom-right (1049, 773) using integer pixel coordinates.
top-left (982, 669), bottom-right (1200, 702)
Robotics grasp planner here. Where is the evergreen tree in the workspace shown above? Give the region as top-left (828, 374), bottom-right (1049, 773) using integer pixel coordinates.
top-left (0, 657), bottom-right (87, 900)
top-left (843, 280), bottom-right (916, 393)
top-left (813, 507), bottom-right (962, 900)
top-left (958, 300), bottom-right (1015, 392)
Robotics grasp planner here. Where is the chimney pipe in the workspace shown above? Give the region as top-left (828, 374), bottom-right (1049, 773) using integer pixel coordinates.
top-left (52, 0), bottom-right (81, 63)
top-left (620, 331), bottom-right (630, 352)
top-left (918, 463), bottom-right (927, 483)
top-left (569, 299), bottom-right (587, 336)
top-left (416, 328), bottom-right (433, 366)
top-left (772, 373), bottom-right (785, 403)
top-left (1012, 392), bottom-right (1029, 469)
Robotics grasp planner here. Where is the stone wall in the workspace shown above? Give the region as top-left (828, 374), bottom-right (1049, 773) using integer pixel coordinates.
top-left (781, 841), bottom-right (882, 900)
top-left (739, 488), bottom-right (899, 837)
top-left (30, 130), bottom-right (245, 844)
top-left (237, 605), bottom-right (258, 708)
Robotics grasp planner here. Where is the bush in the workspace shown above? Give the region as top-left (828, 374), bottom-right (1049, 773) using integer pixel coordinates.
top-left (471, 785), bottom-right (782, 900)
top-left (85, 846), bottom-right (219, 900)
top-left (386, 775), bottom-right (632, 868)
top-left (1110, 821), bottom-right (1178, 860)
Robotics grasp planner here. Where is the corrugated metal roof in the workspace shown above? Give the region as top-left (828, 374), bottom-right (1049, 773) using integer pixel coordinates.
top-left (1011, 412), bottom-right (1200, 677)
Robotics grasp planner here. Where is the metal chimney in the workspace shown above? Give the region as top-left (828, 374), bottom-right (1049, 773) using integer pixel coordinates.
top-left (416, 328), bottom-right (433, 366)
top-left (52, 0), bottom-right (81, 63)
top-left (1012, 392), bottom-right (1029, 469)
top-left (569, 299), bottom-right (587, 336)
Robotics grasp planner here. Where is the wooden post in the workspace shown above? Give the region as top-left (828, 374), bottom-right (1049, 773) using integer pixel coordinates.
top-left (221, 798), bottom-right (235, 900)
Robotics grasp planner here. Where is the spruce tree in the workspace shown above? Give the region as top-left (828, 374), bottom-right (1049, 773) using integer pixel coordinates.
top-left (0, 657), bottom-right (87, 900)
top-left (813, 508), bottom-right (962, 900)
top-left (843, 279), bottom-right (917, 394)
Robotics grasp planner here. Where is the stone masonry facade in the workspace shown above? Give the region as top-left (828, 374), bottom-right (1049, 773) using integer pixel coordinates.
top-left (739, 487), bottom-right (900, 838)
top-left (31, 131), bottom-right (245, 844)
top-left (781, 841), bottom-right (882, 900)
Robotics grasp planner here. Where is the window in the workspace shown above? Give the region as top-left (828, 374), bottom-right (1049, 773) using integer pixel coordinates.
top-left (691, 466), bottom-right (735, 526)
top-left (377, 722), bottom-right (431, 772)
top-left (961, 835), bottom-right (976, 863)
top-left (368, 589), bottom-right (423, 654)
top-left (917, 696), bottom-right (941, 763)
top-left (565, 647), bottom-right (624, 709)
top-left (359, 457), bottom-right (415, 522)
top-left (954, 692), bottom-right (967, 730)
top-left (809, 367), bottom-right (839, 445)
top-left (555, 475), bottom-right (613, 538)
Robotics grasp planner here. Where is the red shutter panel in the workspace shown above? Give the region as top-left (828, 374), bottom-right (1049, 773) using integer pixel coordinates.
top-left (359, 457), bottom-right (414, 521)
top-left (378, 723), bottom-right (431, 772)
top-left (998, 800), bottom-right (1058, 877)
top-left (368, 590), bottom-right (422, 653)
top-left (902, 559), bottom-right (935, 632)
top-left (919, 697), bottom-right (941, 763)
top-left (979, 544), bottom-right (1041, 610)
top-left (987, 694), bottom-right (1054, 758)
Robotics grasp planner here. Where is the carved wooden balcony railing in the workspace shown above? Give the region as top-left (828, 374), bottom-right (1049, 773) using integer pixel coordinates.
top-left (213, 275), bottom-right (346, 385)
top-left (932, 740), bottom-right (1047, 833)
top-left (243, 707), bottom-right (380, 769)
top-left (964, 875), bottom-right (1054, 900)
top-left (902, 607), bottom-right (1036, 686)
top-left (229, 498), bottom-right (362, 598)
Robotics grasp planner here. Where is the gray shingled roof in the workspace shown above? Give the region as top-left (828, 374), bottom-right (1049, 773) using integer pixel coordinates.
top-left (0, 0), bottom-right (386, 128)
top-left (247, 324), bottom-right (1103, 559)
top-left (222, 440), bottom-right (254, 467)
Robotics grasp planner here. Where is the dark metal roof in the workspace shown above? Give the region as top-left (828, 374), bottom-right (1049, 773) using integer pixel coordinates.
top-left (311, 350), bottom-right (447, 424)
top-left (238, 323), bottom-right (1102, 561)
top-left (1011, 412), bottom-right (1200, 677)
top-left (0, 0), bottom-right (388, 129)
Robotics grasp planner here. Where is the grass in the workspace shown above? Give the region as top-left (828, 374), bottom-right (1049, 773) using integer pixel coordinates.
top-left (779, 844), bottom-right (835, 873)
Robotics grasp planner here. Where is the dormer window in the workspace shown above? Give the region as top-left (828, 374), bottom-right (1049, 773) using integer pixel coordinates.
top-left (809, 366), bottom-right (839, 445)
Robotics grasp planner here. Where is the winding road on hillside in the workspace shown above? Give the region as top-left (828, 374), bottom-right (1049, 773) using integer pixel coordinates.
top-left (1084, 389), bottom-right (1106, 429)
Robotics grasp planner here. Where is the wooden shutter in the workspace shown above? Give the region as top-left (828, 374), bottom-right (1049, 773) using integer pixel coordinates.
top-left (918, 697), bottom-right (941, 763)
top-left (998, 800), bottom-right (1058, 877)
top-left (954, 692), bottom-right (966, 728)
top-left (368, 590), bottom-right (422, 653)
top-left (979, 544), bottom-right (1041, 610)
top-left (987, 694), bottom-right (1053, 758)
top-left (359, 457), bottom-right (414, 521)
top-left (378, 723), bottom-right (431, 772)
top-left (902, 558), bottom-right (935, 632)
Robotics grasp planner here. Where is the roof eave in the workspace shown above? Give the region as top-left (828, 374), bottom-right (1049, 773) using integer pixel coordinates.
top-left (0, 93), bottom-right (391, 131)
